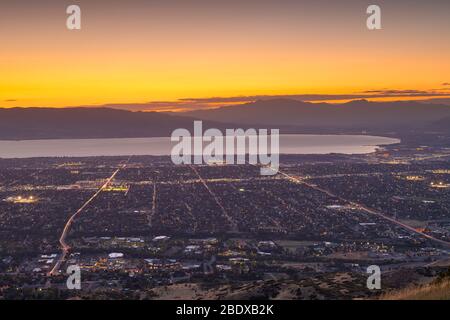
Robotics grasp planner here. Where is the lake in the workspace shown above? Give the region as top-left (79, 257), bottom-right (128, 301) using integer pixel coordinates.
top-left (0, 135), bottom-right (400, 158)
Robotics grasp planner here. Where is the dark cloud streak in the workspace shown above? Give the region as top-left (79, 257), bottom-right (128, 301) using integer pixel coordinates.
top-left (96, 90), bottom-right (450, 112)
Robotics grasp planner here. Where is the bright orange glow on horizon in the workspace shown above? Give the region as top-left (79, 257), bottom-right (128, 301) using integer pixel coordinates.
top-left (1, 0), bottom-right (449, 110)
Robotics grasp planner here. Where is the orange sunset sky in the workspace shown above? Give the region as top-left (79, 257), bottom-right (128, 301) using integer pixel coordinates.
top-left (1, 0), bottom-right (449, 111)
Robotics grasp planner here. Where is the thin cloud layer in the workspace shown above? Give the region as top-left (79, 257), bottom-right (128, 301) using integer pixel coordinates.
top-left (5, 88), bottom-right (450, 112)
top-left (102, 89), bottom-right (450, 112)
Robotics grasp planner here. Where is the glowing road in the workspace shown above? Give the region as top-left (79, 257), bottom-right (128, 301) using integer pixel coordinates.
top-left (276, 169), bottom-right (450, 248)
top-left (189, 165), bottom-right (238, 232)
top-left (48, 162), bottom-right (128, 276)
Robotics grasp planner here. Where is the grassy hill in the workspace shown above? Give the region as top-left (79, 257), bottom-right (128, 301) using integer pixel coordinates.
top-left (382, 280), bottom-right (450, 300)
top-left (382, 270), bottom-right (450, 300)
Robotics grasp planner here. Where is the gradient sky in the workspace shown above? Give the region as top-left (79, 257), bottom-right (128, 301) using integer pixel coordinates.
top-left (1, 0), bottom-right (449, 109)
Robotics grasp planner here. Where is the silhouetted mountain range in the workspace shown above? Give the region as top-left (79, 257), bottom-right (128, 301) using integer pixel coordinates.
top-left (1, 99), bottom-right (449, 140)
top-left (182, 99), bottom-right (450, 131)
top-left (431, 116), bottom-right (450, 131)
top-left (0, 108), bottom-right (228, 140)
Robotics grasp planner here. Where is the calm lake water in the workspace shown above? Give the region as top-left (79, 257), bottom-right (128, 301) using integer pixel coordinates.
top-left (0, 135), bottom-right (400, 158)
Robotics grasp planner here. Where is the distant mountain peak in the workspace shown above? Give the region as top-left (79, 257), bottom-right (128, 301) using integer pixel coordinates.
top-left (181, 99), bottom-right (450, 131)
top-left (344, 99), bottom-right (371, 105)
